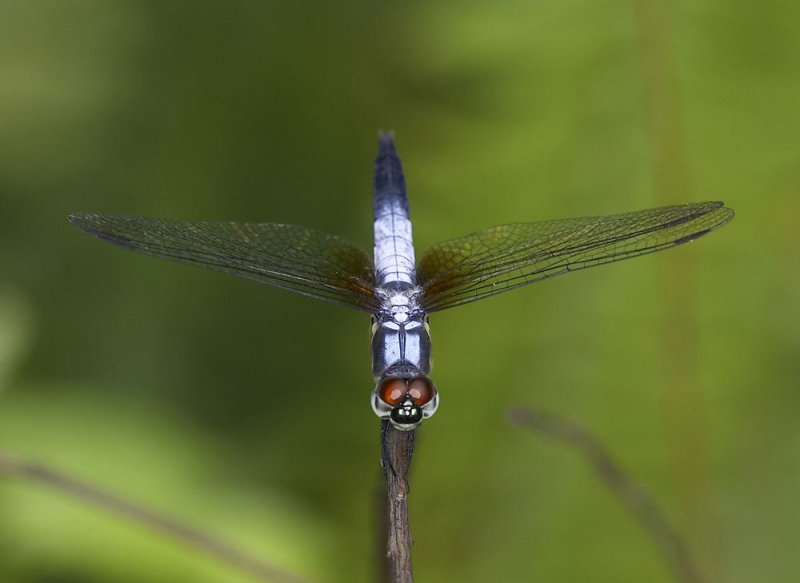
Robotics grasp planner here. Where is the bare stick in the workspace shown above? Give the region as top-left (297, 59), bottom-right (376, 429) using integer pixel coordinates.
top-left (509, 408), bottom-right (704, 583)
top-left (0, 451), bottom-right (312, 583)
top-left (380, 420), bottom-right (415, 583)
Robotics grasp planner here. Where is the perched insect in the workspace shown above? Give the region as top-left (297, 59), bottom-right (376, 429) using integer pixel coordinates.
top-left (70, 134), bottom-right (734, 430)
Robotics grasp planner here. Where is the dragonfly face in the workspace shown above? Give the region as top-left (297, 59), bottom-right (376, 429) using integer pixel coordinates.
top-left (69, 133), bottom-right (734, 431)
top-left (372, 375), bottom-right (438, 430)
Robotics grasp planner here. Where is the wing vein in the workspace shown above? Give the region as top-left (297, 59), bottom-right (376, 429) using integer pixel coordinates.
top-left (418, 202), bottom-right (733, 312)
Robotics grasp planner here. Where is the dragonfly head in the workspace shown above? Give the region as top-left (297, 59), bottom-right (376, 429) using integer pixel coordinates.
top-left (371, 375), bottom-right (439, 430)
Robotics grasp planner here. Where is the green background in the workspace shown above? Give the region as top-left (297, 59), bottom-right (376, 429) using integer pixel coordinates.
top-left (1, 1), bottom-right (797, 582)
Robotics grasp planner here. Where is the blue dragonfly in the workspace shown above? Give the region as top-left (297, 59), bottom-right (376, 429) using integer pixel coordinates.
top-left (70, 134), bottom-right (734, 430)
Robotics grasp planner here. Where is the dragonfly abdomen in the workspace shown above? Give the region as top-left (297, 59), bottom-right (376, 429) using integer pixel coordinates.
top-left (373, 132), bottom-right (416, 286)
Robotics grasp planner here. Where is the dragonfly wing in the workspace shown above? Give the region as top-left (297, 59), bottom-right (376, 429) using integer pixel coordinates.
top-left (417, 201), bottom-right (734, 312)
top-left (69, 213), bottom-right (378, 312)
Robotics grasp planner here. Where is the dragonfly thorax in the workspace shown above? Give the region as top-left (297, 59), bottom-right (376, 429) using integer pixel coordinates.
top-left (371, 310), bottom-right (430, 378)
top-left (371, 279), bottom-right (430, 382)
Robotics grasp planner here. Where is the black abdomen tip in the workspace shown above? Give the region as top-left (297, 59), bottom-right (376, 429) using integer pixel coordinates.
top-left (374, 132), bottom-right (409, 217)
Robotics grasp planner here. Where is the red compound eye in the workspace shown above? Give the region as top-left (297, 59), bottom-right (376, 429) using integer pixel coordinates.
top-left (407, 377), bottom-right (436, 406)
top-left (378, 377), bottom-right (408, 406)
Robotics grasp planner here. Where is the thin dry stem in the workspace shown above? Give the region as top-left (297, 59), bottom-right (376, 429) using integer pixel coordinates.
top-left (379, 420), bottom-right (415, 583)
top-left (0, 450), bottom-right (311, 583)
top-left (509, 407), bottom-right (704, 583)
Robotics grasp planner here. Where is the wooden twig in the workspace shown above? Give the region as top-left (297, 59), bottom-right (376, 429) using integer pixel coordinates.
top-left (509, 407), bottom-right (704, 583)
top-left (379, 420), bottom-right (415, 583)
top-left (0, 450), bottom-right (312, 583)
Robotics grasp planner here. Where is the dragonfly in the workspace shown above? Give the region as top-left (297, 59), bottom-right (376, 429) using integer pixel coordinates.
top-left (69, 134), bottom-right (734, 430)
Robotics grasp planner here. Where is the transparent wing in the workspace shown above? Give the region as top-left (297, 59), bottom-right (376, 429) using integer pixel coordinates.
top-left (69, 213), bottom-right (379, 312)
top-left (417, 201), bottom-right (734, 312)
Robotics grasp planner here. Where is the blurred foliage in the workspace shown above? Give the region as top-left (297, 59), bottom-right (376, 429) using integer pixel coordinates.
top-left (1, 1), bottom-right (798, 582)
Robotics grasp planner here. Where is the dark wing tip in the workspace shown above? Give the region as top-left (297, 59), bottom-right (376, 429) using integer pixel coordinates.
top-left (67, 212), bottom-right (94, 230)
top-left (67, 212), bottom-right (135, 248)
top-left (639, 201), bottom-right (734, 245)
top-left (67, 212), bottom-right (107, 235)
top-left (704, 202), bottom-right (736, 229)
top-left (705, 201), bottom-right (734, 214)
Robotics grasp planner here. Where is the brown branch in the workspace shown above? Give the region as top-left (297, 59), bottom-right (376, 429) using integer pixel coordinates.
top-left (0, 450), bottom-right (312, 583)
top-left (379, 420), bottom-right (415, 583)
top-left (509, 407), bottom-right (704, 583)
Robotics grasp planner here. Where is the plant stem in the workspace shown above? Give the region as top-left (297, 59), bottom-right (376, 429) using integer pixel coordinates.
top-left (380, 421), bottom-right (415, 583)
top-left (0, 451), bottom-right (311, 583)
top-left (510, 407), bottom-right (704, 583)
